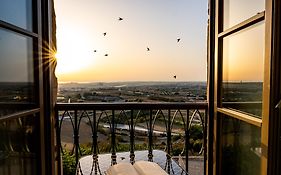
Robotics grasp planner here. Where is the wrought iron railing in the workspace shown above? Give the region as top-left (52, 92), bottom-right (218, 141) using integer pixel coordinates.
top-left (55, 102), bottom-right (208, 175)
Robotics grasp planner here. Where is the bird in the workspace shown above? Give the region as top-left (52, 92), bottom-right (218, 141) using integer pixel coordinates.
top-left (118, 17), bottom-right (123, 21)
top-left (103, 32), bottom-right (107, 36)
top-left (177, 38), bottom-right (181, 42)
top-left (147, 47), bottom-right (150, 51)
top-left (104, 54), bottom-right (108, 56)
top-left (173, 75), bottom-right (177, 79)
top-left (94, 50), bottom-right (97, 52)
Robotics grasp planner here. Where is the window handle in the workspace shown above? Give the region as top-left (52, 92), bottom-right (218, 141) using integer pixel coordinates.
top-left (275, 99), bottom-right (281, 109)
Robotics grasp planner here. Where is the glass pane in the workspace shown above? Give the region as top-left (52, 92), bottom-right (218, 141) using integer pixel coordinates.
top-left (0, 114), bottom-right (40, 175)
top-left (0, 28), bottom-right (35, 117)
top-left (222, 22), bottom-right (264, 117)
top-left (0, 0), bottom-right (33, 31)
top-left (223, 0), bottom-right (264, 30)
top-left (221, 115), bottom-right (261, 175)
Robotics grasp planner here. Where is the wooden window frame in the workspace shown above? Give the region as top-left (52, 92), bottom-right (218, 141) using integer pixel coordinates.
top-left (208, 0), bottom-right (274, 175)
top-left (267, 0), bottom-right (281, 174)
top-left (0, 0), bottom-right (54, 174)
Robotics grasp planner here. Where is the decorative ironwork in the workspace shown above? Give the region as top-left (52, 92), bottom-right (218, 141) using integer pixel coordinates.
top-left (55, 102), bottom-right (207, 175)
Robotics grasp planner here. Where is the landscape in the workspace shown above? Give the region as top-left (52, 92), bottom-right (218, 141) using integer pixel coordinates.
top-left (57, 81), bottom-right (207, 103)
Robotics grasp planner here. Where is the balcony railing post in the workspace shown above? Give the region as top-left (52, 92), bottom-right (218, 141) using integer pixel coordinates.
top-left (148, 109), bottom-right (153, 161)
top-left (111, 110), bottom-right (117, 165)
top-left (130, 110), bottom-right (135, 164)
top-left (73, 110), bottom-right (80, 172)
top-left (92, 110), bottom-right (100, 174)
top-left (204, 108), bottom-right (208, 175)
top-left (55, 108), bottom-right (62, 175)
top-left (166, 109), bottom-right (172, 174)
top-left (93, 110), bottom-right (97, 155)
top-left (185, 109), bottom-right (190, 174)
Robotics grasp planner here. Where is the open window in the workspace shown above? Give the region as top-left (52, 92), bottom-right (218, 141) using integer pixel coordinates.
top-left (209, 0), bottom-right (281, 174)
top-left (0, 1), bottom-right (56, 174)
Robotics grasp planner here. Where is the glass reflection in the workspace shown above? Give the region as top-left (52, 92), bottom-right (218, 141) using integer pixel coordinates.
top-left (221, 115), bottom-right (261, 175)
top-left (0, 0), bottom-right (33, 31)
top-left (223, 0), bottom-right (264, 30)
top-left (222, 22), bottom-right (264, 117)
top-left (0, 28), bottom-right (35, 117)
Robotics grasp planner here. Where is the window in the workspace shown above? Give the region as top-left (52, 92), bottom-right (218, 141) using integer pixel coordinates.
top-left (0, 114), bottom-right (40, 174)
top-left (0, 0), bottom-right (43, 174)
top-left (221, 115), bottom-right (261, 175)
top-left (0, 0), bottom-right (33, 31)
top-left (214, 0), bottom-right (266, 174)
top-left (0, 29), bottom-right (35, 111)
top-left (223, 0), bottom-right (264, 30)
top-left (222, 21), bottom-right (265, 117)
top-left (0, 2), bottom-right (38, 117)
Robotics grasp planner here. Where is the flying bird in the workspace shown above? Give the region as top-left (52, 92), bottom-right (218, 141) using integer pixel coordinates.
top-left (147, 47), bottom-right (150, 51)
top-left (104, 54), bottom-right (108, 56)
top-left (177, 38), bottom-right (181, 42)
top-left (173, 75), bottom-right (177, 79)
top-left (103, 32), bottom-right (107, 36)
top-left (118, 17), bottom-right (123, 21)
top-left (94, 50), bottom-right (97, 52)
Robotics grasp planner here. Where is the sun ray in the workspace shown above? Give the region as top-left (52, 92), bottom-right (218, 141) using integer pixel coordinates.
top-left (40, 40), bottom-right (57, 73)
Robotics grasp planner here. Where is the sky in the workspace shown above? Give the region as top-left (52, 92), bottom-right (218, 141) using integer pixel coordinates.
top-left (54, 0), bottom-right (208, 82)
top-left (0, 0), bottom-right (265, 83)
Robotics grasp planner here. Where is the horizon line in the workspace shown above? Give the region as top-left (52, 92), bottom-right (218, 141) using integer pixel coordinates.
top-left (58, 80), bottom-right (208, 84)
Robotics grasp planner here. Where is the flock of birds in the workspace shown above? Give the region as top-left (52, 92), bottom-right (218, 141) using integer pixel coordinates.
top-left (94, 17), bottom-right (180, 80)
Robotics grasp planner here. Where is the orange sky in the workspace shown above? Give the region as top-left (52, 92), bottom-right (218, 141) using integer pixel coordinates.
top-left (54, 0), bottom-right (264, 83)
top-left (54, 0), bottom-right (208, 82)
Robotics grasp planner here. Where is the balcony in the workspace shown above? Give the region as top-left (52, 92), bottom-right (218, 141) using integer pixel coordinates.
top-left (55, 102), bottom-right (207, 175)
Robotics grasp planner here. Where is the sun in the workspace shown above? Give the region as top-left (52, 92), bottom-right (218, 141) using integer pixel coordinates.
top-left (55, 37), bottom-right (95, 75)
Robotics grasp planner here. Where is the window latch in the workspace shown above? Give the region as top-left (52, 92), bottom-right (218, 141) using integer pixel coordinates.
top-left (275, 99), bottom-right (281, 109)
